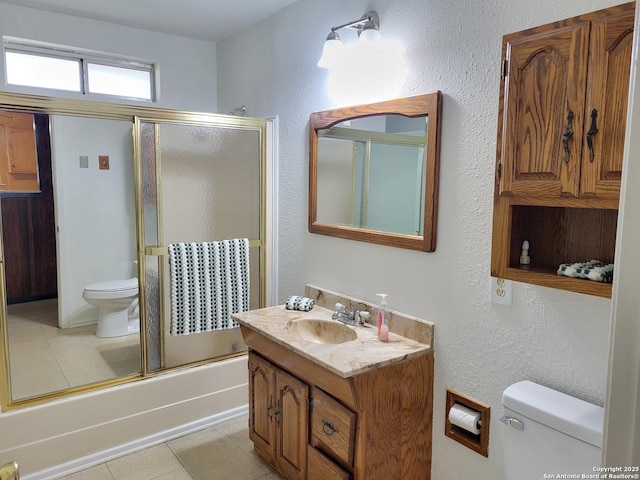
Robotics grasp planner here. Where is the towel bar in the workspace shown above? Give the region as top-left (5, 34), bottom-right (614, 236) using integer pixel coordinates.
top-left (145, 239), bottom-right (261, 256)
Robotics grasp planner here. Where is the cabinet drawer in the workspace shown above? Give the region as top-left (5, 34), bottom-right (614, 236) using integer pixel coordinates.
top-left (308, 446), bottom-right (350, 480)
top-left (310, 387), bottom-right (356, 468)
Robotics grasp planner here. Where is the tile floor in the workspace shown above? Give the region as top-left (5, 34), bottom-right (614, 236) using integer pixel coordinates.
top-left (59, 415), bottom-right (280, 480)
top-left (7, 299), bottom-right (141, 400)
top-left (7, 301), bottom-right (279, 478)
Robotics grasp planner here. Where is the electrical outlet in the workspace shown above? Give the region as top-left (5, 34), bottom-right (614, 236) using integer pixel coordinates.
top-left (491, 277), bottom-right (512, 306)
top-left (79, 155), bottom-right (88, 168)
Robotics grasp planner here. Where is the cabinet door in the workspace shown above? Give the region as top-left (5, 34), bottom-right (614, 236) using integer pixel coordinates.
top-left (498, 22), bottom-right (590, 198)
top-left (275, 369), bottom-right (309, 480)
top-left (0, 112), bottom-right (39, 191)
top-left (580, 9), bottom-right (634, 199)
top-left (248, 353), bottom-right (277, 459)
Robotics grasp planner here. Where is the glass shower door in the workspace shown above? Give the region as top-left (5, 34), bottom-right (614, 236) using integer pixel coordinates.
top-left (136, 116), bottom-right (265, 372)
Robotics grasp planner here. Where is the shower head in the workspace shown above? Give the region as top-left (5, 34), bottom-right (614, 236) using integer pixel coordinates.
top-left (229, 105), bottom-right (247, 116)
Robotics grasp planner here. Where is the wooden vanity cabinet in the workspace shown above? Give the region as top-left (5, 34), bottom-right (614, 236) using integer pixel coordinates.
top-left (243, 328), bottom-right (434, 480)
top-left (249, 353), bottom-right (308, 480)
top-left (492, 3), bottom-right (634, 297)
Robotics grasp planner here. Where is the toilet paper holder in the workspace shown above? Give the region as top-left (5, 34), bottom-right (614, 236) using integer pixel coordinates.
top-left (445, 389), bottom-right (490, 457)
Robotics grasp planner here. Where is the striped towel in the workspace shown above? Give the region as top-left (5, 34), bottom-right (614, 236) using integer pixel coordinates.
top-left (168, 238), bottom-right (250, 335)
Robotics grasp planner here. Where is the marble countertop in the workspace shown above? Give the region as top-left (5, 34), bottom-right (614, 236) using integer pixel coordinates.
top-left (233, 305), bottom-right (433, 378)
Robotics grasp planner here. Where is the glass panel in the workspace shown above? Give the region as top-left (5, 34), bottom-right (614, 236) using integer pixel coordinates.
top-left (140, 122), bottom-right (162, 372)
top-left (138, 120), bottom-right (263, 371)
top-left (159, 124), bottom-right (261, 240)
top-left (6, 51), bottom-right (81, 91)
top-left (2, 113), bottom-right (142, 401)
top-left (144, 255), bottom-right (162, 372)
top-left (158, 123), bottom-right (261, 368)
top-left (87, 63), bottom-right (152, 100)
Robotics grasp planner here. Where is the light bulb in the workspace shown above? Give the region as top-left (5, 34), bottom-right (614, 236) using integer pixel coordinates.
top-left (358, 28), bottom-right (381, 43)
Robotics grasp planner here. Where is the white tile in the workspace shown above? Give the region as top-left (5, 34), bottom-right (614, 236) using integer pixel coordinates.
top-left (153, 468), bottom-right (194, 480)
top-left (106, 444), bottom-right (184, 480)
top-left (60, 464), bottom-right (115, 480)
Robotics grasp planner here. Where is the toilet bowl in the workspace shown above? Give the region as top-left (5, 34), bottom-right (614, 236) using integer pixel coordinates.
top-left (82, 278), bottom-right (139, 337)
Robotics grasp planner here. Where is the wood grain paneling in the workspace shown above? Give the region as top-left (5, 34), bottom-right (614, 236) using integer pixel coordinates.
top-left (1, 114), bottom-right (57, 303)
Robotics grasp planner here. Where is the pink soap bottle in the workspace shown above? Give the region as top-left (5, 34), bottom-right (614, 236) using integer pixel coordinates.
top-left (376, 293), bottom-right (389, 342)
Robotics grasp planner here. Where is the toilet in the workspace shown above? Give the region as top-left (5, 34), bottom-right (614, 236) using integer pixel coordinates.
top-left (502, 380), bottom-right (604, 479)
top-left (82, 278), bottom-right (140, 337)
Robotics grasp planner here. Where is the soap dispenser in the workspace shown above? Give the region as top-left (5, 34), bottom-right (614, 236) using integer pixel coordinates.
top-left (376, 293), bottom-right (389, 342)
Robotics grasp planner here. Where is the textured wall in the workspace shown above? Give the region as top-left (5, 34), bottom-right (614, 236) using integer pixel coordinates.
top-left (217, 0), bottom-right (622, 478)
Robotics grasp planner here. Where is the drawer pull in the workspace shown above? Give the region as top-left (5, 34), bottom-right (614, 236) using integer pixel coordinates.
top-left (322, 419), bottom-right (339, 436)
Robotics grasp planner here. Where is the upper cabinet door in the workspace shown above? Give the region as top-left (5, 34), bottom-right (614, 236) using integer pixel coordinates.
top-left (0, 111), bottom-right (40, 192)
top-left (498, 22), bottom-right (590, 199)
top-left (580, 9), bottom-right (635, 200)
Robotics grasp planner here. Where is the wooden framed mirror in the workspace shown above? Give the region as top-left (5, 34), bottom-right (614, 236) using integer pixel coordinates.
top-left (309, 92), bottom-right (442, 251)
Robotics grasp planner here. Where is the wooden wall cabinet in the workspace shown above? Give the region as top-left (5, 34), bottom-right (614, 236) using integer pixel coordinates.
top-left (243, 329), bottom-right (434, 480)
top-left (492, 3), bottom-right (634, 298)
top-left (0, 111), bottom-right (40, 193)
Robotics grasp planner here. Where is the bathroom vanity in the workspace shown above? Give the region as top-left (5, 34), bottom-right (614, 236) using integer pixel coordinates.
top-left (233, 287), bottom-right (434, 480)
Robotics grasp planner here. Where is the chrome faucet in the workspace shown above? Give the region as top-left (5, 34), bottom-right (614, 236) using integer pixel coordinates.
top-left (332, 303), bottom-right (370, 326)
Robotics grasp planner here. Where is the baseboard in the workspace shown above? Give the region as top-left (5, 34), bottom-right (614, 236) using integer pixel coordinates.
top-left (22, 404), bottom-right (249, 480)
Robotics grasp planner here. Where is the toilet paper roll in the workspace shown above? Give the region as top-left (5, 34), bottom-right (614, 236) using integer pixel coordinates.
top-left (448, 403), bottom-right (482, 435)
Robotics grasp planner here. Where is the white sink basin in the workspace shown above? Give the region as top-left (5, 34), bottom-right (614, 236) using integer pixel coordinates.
top-left (286, 318), bottom-right (357, 344)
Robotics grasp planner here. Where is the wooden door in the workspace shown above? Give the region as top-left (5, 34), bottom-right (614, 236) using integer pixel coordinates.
top-left (248, 353), bottom-right (276, 459)
top-left (275, 368), bottom-right (309, 480)
top-left (498, 22), bottom-right (590, 199)
top-left (580, 7), bottom-right (635, 199)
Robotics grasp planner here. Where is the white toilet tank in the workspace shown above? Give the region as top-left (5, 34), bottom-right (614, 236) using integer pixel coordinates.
top-left (502, 380), bottom-right (604, 480)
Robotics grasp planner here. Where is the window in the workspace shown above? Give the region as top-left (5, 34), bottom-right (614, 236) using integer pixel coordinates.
top-left (4, 40), bottom-right (155, 101)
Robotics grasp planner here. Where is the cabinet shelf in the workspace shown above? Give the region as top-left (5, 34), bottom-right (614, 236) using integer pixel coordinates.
top-left (493, 203), bottom-right (617, 298)
top-left (503, 265), bottom-right (612, 298)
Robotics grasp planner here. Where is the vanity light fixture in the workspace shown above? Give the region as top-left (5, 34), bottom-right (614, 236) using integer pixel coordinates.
top-left (317, 10), bottom-right (381, 68)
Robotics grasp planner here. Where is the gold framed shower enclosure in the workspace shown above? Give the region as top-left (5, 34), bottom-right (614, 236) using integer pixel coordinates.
top-left (0, 91), bottom-right (268, 410)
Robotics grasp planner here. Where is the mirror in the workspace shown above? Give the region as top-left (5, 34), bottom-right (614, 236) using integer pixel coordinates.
top-left (309, 93), bottom-right (442, 251)
top-left (1, 110), bottom-right (142, 402)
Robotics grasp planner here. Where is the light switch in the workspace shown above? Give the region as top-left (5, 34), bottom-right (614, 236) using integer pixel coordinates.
top-left (79, 155), bottom-right (88, 168)
top-left (99, 155), bottom-right (110, 170)
top-left (491, 277), bottom-right (512, 306)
